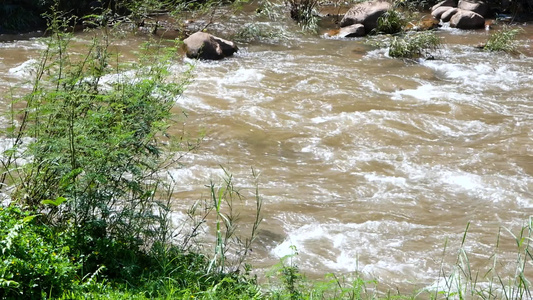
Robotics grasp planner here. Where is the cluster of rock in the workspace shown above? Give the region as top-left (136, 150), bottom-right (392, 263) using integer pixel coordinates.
top-left (183, 0), bottom-right (493, 60)
top-left (431, 0), bottom-right (489, 29)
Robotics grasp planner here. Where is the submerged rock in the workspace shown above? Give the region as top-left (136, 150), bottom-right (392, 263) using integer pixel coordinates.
top-left (450, 10), bottom-right (485, 29)
top-left (339, 0), bottom-right (391, 32)
top-left (183, 32), bottom-right (238, 60)
top-left (406, 15), bottom-right (440, 31)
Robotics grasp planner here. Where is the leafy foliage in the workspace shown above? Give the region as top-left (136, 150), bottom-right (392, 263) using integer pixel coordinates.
top-left (286, 0), bottom-right (320, 32)
top-left (0, 6), bottom-right (263, 298)
top-left (0, 206), bottom-right (78, 298)
top-left (376, 9), bottom-right (407, 34)
top-left (483, 26), bottom-right (524, 53)
top-left (0, 5), bottom-right (194, 283)
top-left (266, 247), bottom-right (379, 300)
top-left (388, 31), bottom-right (440, 59)
top-left (234, 22), bottom-right (288, 43)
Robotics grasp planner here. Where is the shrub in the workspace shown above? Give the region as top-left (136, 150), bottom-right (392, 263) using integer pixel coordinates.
top-left (234, 23), bottom-right (287, 43)
top-left (286, 0), bottom-right (320, 32)
top-left (388, 31), bottom-right (440, 59)
top-left (0, 6), bottom-right (196, 284)
top-left (0, 206), bottom-right (79, 298)
top-left (483, 26), bottom-right (524, 53)
top-left (0, 1), bottom-right (269, 298)
top-left (376, 9), bottom-right (407, 34)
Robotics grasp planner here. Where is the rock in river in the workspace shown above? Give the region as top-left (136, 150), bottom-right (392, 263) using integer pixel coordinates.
top-left (450, 10), bottom-right (485, 29)
top-left (458, 0), bottom-right (489, 17)
top-left (183, 32), bottom-right (238, 60)
top-left (338, 24), bottom-right (366, 38)
top-left (340, 0), bottom-right (391, 32)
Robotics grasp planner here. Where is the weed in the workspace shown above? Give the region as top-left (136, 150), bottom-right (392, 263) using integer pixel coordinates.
top-left (207, 167), bottom-right (263, 275)
top-left (0, 2), bottom-right (195, 286)
top-left (483, 26), bottom-right (524, 53)
top-left (266, 246), bottom-right (380, 299)
top-left (234, 22), bottom-right (288, 43)
top-left (388, 31), bottom-right (440, 59)
top-left (376, 9), bottom-right (407, 34)
top-left (258, 0), bottom-right (287, 21)
top-left (420, 219), bottom-right (533, 299)
top-left (286, 0), bottom-right (320, 32)
top-left (0, 206), bottom-right (78, 298)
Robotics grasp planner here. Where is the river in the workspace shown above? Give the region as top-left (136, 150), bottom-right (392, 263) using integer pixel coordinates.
top-left (1, 8), bottom-right (532, 294)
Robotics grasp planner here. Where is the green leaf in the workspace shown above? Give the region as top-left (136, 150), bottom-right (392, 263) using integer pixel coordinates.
top-left (22, 215), bottom-right (37, 223)
top-left (0, 278), bottom-right (20, 288)
top-left (41, 197), bottom-right (67, 207)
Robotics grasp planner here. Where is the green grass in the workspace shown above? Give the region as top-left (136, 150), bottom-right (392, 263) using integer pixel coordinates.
top-left (483, 26), bottom-right (524, 53)
top-left (376, 9), bottom-right (407, 34)
top-left (388, 31), bottom-right (440, 59)
top-left (286, 0), bottom-right (320, 32)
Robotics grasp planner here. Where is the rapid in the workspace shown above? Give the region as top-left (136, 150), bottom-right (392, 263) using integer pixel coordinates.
top-left (1, 10), bottom-right (532, 293)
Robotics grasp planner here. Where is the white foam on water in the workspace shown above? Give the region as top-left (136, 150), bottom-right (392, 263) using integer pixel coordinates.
top-left (391, 83), bottom-right (470, 103)
top-left (0, 137), bottom-right (34, 166)
top-left (364, 47), bottom-right (389, 59)
top-left (271, 221), bottom-right (436, 279)
top-left (440, 172), bottom-right (483, 191)
top-left (364, 173), bottom-right (407, 186)
top-left (8, 58), bottom-right (38, 78)
top-left (237, 106), bottom-right (293, 130)
top-left (97, 70), bottom-right (138, 87)
top-left (271, 223), bottom-right (326, 258)
top-left (166, 163), bottom-right (227, 191)
top-left (300, 138), bottom-right (335, 162)
top-left (0, 39), bottom-right (46, 50)
top-left (422, 60), bottom-right (531, 92)
top-left (174, 94), bottom-right (214, 111)
top-left (426, 118), bottom-right (501, 139)
top-left (221, 67), bottom-right (264, 84)
top-left (397, 160), bottom-right (533, 206)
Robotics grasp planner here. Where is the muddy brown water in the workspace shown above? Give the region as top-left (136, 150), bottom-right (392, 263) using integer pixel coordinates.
top-left (1, 12), bottom-right (532, 294)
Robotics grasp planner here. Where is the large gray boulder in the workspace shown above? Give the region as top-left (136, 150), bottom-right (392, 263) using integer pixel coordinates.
top-left (457, 0), bottom-right (489, 17)
top-left (339, 0), bottom-right (392, 31)
top-left (450, 10), bottom-right (485, 29)
top-left (431, 0), bottom-right (456, 11)
top-left (338, 24), bottom-right (366, 37)
top-left (440, 7), bottom-right (459, 21)
top-left (431, 6), bottom-right (455, 19)
top-left (183, 32), bottom-right (238, 60)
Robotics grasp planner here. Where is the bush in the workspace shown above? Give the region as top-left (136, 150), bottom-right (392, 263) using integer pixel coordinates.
top-left (0, 206), bottom-right (79, 298)
top-left (286, 0), bottom-right (320, 32)
top-left (388, 31), bottom-right (440, 59)
top-left (1, 8), bottom-right (263, 298)
top-left (483, 26), bottom-right (524, 53)
top-left (376, 9), bottom-right (407, 34)
top-left (0, 6), bottom-right (196, 286)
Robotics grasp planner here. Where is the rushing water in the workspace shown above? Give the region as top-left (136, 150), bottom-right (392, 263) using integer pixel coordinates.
top-left (1, 11), bottom-right (532, 293)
